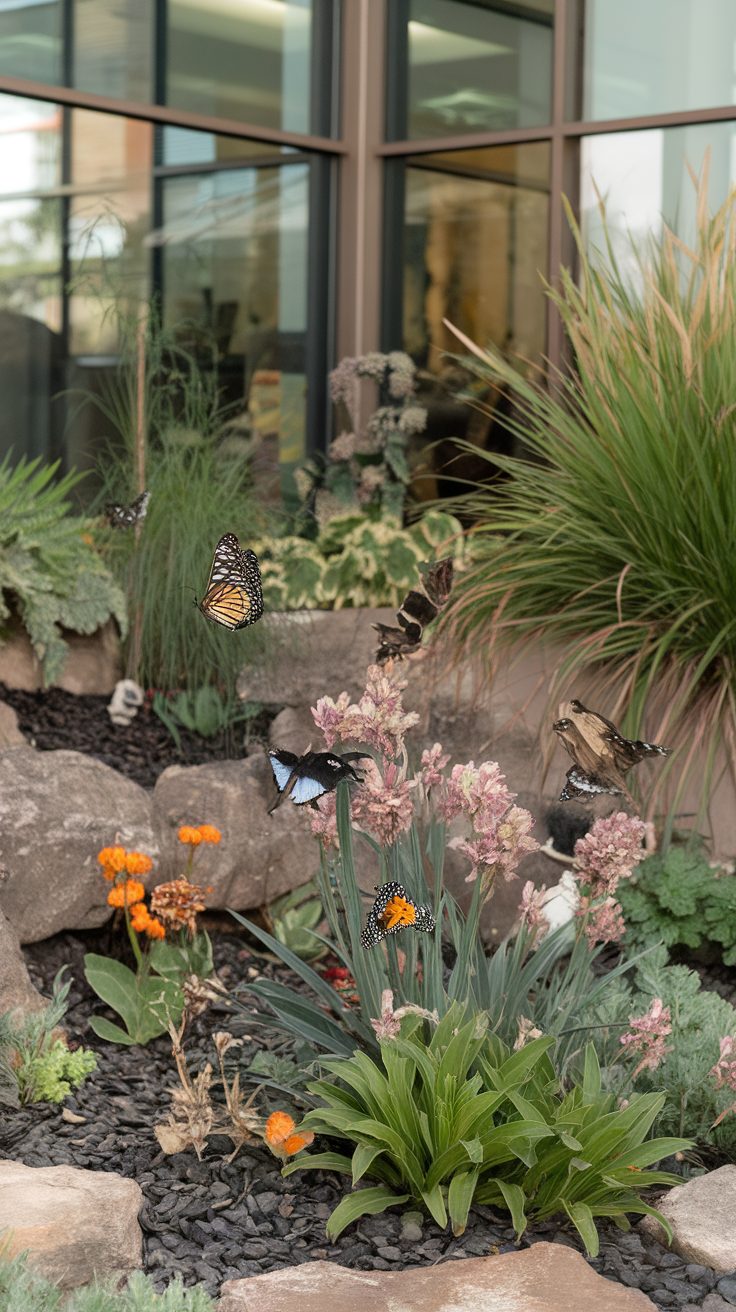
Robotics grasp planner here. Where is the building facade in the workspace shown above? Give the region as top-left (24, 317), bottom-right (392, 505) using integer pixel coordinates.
top-left (0, 0), bottom-right (735, 484)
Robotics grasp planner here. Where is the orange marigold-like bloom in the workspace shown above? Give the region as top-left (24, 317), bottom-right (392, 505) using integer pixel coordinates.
top-left (197, 824), bottom-right (221, 844)
top-left (265, 1111), bottom-right (295, 1146)
top-left (149, 878), bottom-right (211, 937)
top-left (125, 851), bottom-right (153, 876)
top-left (129, 904), bottom-right (166, 939)
top-left (178, 826), bottom-right (203, 846)
top-left (282, 1131), bottom-right (314, 1155)
top-left (97, 846), bottom-right (126, 874)
top-left (106, 880), bottom-right (146, 908)
top-left (143, 915), bottom-right (166, 939)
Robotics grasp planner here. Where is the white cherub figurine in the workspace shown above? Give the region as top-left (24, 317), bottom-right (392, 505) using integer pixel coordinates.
top-left (107, 679), bottom-right (144, 727)
top-left (539, 870), bottom-right (580, 935)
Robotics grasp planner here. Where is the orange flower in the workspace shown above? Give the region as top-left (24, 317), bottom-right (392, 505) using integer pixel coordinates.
top-left (143, 916), bottom-right (166, 940)
top-left (125, 851), bottom-right (153, 876)
top-left (265, 1111), bottom-right (295, 1147)
top-left (97, 846), bottom-right (126, 875)
top-left (282, 1131), bottom-right (314, 1154)
top-left (129, 904), bottom-right (166, 939)
top-left (197, 824), bottom-right (221, 844)
top-left (178, 826), bottom-right (202, 846)
top-left (106, 880), bottom-right (146, 909)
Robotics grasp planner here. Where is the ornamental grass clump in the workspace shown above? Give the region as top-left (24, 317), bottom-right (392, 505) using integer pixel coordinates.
top-left (443, 168), bottom-right (736, 828)
top-left (84, 826), bottom-right (217, 1045)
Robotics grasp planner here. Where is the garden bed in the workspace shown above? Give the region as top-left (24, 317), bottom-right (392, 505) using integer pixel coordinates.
top-left (0, 683), bottom-right (276, 791)
top-left (0, 926), bottom-right (725, 1311)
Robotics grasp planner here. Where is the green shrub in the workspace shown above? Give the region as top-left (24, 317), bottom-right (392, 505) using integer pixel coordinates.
top-left (587, 947), bottom-right (736, 1157)
top-left (0, 1249), bottom-right (214, 1311)
top-left (0, 455), bottom-right (127, 684)
top-left (618, 846), bottom-right (736, 965)
top-left (255, 508), bottom-right (467, 611)
top-left (285, 1005), bottom-right (686, 1253)
top-left (0, 969), bottom-right (97, 1108)
top-left (444, 175), bottom-right (736, 825)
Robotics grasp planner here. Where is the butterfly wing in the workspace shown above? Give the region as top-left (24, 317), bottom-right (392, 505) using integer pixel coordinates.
top-left (104, 489), bottom-right (150, 528)
top-left (360, 882), bottom-right (436, 949)
top-left (289, 775), bottom-right (329, 805)
top-left (268, 749), bottom-right (299, 792)
top-left (559, 764), bottom-right (623, 803)
top-left (562, 700), bottom-right (671, 774)
top-left (199, 533), bottom-right (264, 631)
top-left (420, 557), bottom-right (454, 608)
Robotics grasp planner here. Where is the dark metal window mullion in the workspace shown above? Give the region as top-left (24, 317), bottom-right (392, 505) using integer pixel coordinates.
top-left (57, 0), bottom-right (74, 468)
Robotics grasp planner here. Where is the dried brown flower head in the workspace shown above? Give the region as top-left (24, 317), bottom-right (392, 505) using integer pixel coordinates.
top-left (150, 877), bottom-right (212, 937)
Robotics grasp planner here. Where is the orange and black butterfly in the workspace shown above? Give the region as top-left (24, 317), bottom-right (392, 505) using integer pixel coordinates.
top-left (553, 698), bottom-right (671, 804)
top-left (373, 557), bottom-right (454, 664)
top-left (197, 532), bottom-right (264, 631)
top-left (361, 881), bottom-right (435, 949)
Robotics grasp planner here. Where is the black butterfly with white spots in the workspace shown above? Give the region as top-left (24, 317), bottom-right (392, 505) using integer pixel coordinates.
top-left (360, 881), bottom-right (435, 949)
top-left (105, 489), bottom-right (150, 529)
top-left (267, 747), bottom-right (368, 813)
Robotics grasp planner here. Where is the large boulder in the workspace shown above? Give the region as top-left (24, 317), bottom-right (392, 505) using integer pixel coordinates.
top-left (0, 747), bottom-right (156, 944)
top-left (0, 902), bottom-right (46, 1017)
top-left (153, 754), bottom-right (318, 907)
top-left (0, 617), bottom-right (121, 694)
top-left (641, 1166), bottom-right (736, 1273)
top-left (0, 1161), bottom-right (142, 1289)
top-left (219, 1244), bottom-right (657, 1311)
top-left (237, 608), bottom-right (396, 706)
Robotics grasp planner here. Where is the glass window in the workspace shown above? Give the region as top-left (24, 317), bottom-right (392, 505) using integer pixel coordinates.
top-left (157, 160), bottom-right (310, 466)
top-left (74, 0), bottom-right (153, 103)
top-left (387, 142), bottom-right (549, 496)
top-left (0, 0), bottom-right (61, 85)
top-left (166, 0), bottom-right (316, 134)
top-left (393, 0), bottom-right (553, 140)
top-left (581, 123), bottom-right (736, 273)
top-left (583, 0), bottom-right (736, 121)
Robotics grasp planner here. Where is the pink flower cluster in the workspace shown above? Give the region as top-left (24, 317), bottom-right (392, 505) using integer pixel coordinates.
top-left (573, 812), bottom-right (645, 946)
top-left (420, 743), bottom-right (450, 791)
top-left (518, 880), bottom-right (548, 937)
top-left (370, 988), bottom-right (438, 1041)
top-left (312, 663), bottom-right (420, 759)
top-left (435, 760), bottom-right (537, 889)
top-left (351, 759), bottom-right (416, 848)
top-left (620, 997), bottom-right (672, 1077)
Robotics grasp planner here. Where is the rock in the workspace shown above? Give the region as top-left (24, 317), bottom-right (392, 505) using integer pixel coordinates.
top-left (0, 747), bottom-right (156, 943)
top-left (640, 1168), bottom-right (736, 1273)
top-left (218, 1243), bottom-right (657, 1310)
top-left (717, 1276), bottom-right (736, 1304)
top-left (268, 706), bottom-right (318, 755)
top-left (0, 1161), bottom-right (143, 1289)
top-left (0, 700), bottom-right (25, 748)
top-left (0, 904), bottom-right (46, 1017)
top-left (237, 608), bottom-right (396, 706)
top-left (0, 617), bottom-right (121, 694)
top-left (702, 1297), bottom-right (735, 1312)
top-left (153, 756), bottom-right (317, 908)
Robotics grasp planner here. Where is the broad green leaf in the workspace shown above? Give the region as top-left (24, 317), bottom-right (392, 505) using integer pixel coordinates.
top-left (497, 1181), bottom-right (528, 1240)
top-left (448, 1169), bottom-right (479, 1236)
top-left (421, 1184), bottom-right (448, 1229)
top-left (325, 1188), bottom-right (410, 1240)
top-left (352, 1143), bottom-right (385, 1184)
top-left (88, 1015), bottom-right (135, 1046)
top-left (459, 1138), bottom-right (483, 1165)
top-left (564, 1201), bottom-right (599, 1257)
top-left (282, 1152), bottom-right (353, 1178)
top-left (84, 954), bottom-right (141, 1033)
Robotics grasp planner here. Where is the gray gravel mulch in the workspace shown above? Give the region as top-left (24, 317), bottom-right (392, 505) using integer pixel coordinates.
top-left (1, 928), bottom-right (732, 1311)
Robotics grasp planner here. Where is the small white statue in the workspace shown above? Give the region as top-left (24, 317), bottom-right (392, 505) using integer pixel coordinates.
top-left (107, 679), bottom-right (144, 727)
top-left (539, 871), bottom-right (580, 935)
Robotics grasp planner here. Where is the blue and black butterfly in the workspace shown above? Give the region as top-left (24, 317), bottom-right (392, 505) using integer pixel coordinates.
top-left (360, 881), bottom-right (436, 949)
top-left (267, 748), bottom-right (368, 813)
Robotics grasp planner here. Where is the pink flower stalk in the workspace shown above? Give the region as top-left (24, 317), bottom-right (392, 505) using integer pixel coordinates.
top-left (369, 988), bottom-right (438, 1042)
top-left (574, 813), bottom-right (646, 897)
top-left (352, 758), bottom-right (416, 848)
top-left (451, 803), bottom-right (537, 886)
top-left (620, 997), bottom-right (672, 1078)
top-left (307, 791), bottom-right (340, 852)
top-left (419, 742), bottom-right (450, 791)
top-left (437, 761), bottom-right (514, 830)
top-left (578, 894), bottom-right (626, 946)
top-left (518, 880), bottom-right (548, 938)
top-left (312, 664), bottom-right (419, 758)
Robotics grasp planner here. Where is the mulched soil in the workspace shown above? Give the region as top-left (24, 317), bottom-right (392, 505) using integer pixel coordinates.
top-left (1, 929), bottom-right (730, 1309)
top-left (0, 683), bottom-right (276, 790)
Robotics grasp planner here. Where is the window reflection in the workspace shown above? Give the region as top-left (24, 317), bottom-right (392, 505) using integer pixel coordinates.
top-left (0, 0), bottom-right (61, 85)
top-left (583, 0), bottom-right (736, 121)
top-left (398, 0), bottom-right (553, 140)
top-left (582, 124), bottom-right (736, 274)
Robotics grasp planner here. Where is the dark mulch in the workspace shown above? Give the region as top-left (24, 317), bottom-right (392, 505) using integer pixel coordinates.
top-left (0, 931), bottom-right (727, 1309)
top-left (0, 682), bottom-right (276, 790)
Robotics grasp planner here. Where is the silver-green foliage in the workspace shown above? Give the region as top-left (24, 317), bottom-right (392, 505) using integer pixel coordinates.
top-left (0, 1251), bottom-right (214, 1312)
top-left (0, 969), bottom-right (97, 1107)
top-left (0, 455), bottom-right (127, 683)
top-left (285, 1005), bottom-right (686, 1253)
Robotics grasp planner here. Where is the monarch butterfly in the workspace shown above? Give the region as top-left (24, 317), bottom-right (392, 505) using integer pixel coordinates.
top-left (360, 881), bottom-right (435, 949)
top-left (553, 698), bottom-right (671, 804)
top-left (373, 557), bottom-right (454, 664)
top-left (105, 489), bottom-right (150, 529)
top-left (198, 532), bottom-right (264, 631)
top-left (267, 748), bottom-right (367, 812)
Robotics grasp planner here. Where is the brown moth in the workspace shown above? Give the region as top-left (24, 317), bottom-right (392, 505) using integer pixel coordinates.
top-left (553, 698), bottom-right (671, 804)
top-left (373, 557), bottom-right (454, 665)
